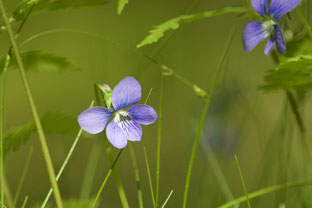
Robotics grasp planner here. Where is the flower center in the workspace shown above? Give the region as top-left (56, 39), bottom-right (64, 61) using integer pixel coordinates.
top-left (262, 20), bottom-right (274, 34)
top-left (114, 110), bottom-right (133, 128)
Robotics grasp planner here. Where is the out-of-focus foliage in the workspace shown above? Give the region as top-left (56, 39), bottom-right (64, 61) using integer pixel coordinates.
top-left (137, 7), bottom-right (247, 48)
top-left (260, 55), bottom-right (312, 99)
top-left (0, 50), bottom-right (78, 73)
top-left (3, 113), bottom-right (79, 157)
top-left (286, 35), bottom-right (312, 57)
top-left (117, 0), bottom-right (128, 15)
top-left (31, 199), bottom-right (95, 208)
top-left (13, 0), bottom-right (109, 22)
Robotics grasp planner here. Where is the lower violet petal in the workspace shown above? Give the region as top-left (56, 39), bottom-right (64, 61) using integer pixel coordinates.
top-left (243, 22), bottom-right (270, 52)
top-left (78, 107), bottom-right (114, 134)
top-left (264, 34), bottom-right (276, 55)
top-left (127, 105), bottom-right (158, 125)
top-left (273, 24), bottom-right (286, 54)
top-left (106, 118), bottom-right (142, 149)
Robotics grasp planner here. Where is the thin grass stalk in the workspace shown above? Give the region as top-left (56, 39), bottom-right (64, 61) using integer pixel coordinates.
top-left (0, 1), bottom-right (63, 207)
top-left (144, 147), bottom-right (156, 208)
top-left (182, 28), bottom-right (236, 208)
top-left (20, 197), bottom-right (28, 208)
top-left (161, 190), bottom-right (173, 208)
top-left (92, 149), bottom-right (124, 208)
top-left (12, 147), bottom-right (33, 208)
top-left (234, 155), bottom-right (251, 208)
top-left (219, 181), bottom-right (312, 208)
top-left (0, 54), bottom-right (10, 208)
top-left (41, 101), bottom-right (94, 208)
top-left (155, 75), bottom-right (164, 207)
top-left (80, 141), bottom-right (102, 200)
top-left (296, 7), bottom-right (312, 39)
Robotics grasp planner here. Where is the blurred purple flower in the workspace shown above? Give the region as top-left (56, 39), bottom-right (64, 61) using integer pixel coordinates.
top-left (243, 0), bottom-right (301, 55)
top-left (78, 77), bottom-right (157, 149)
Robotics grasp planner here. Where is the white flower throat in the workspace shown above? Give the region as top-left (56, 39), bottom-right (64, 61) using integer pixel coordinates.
top-left (114, 110), bottom-right (133, 128)
top-left (262, 20), bottom-right (275, 34)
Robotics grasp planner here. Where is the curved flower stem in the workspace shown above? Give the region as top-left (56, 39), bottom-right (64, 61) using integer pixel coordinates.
top-left (92, 148), bottom-right (124, 208)
top-left (182, 28), bottom-right (236, 208)
top-left (0, 1), bottom-right (63, 207)
top-left (219, 181), bottom-right (312, 208)
top-left (296, 7), bottom-right (312, 40)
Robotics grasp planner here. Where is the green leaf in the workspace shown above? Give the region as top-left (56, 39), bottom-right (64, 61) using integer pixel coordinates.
top-left (260, 55), bottom-right (312, 99)
top-left (286, 35), bottom-right (312, 57)
top-left (13, 0), bottom-right (109, 22)
top-left (0, 50), bottom-right (79, 73)
top-left (136, 7), bottom-right (247, 48)
top-left (3, 113), bottom-right (79, 157)
top-left (117, 0), bottom-right (128, 15)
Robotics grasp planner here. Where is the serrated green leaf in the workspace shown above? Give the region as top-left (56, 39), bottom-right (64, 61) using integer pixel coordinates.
top-left (0, 50), bottom-right (79, 73)
top-left (3, 113), bottom-right (79, 157)
top-left (13, 0), bottom-right (109, 22)
top-left (117, 0), bottom-right (128, 15)
top-left (136, 7), bottom-right (247, 48)
top-left (260, 55), bottom-right (312, 99)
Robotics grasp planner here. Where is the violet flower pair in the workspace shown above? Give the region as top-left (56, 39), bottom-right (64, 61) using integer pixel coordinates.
top-left (243, 0), bottom-right (302, 55)
top-left (78, 77), bottom-right (157, 149)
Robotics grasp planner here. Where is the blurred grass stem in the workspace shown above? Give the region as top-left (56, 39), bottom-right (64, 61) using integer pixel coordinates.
top-left (0, 1), bottom-right (63, 207)
top-left (182, 28), bottom-right (236, 208)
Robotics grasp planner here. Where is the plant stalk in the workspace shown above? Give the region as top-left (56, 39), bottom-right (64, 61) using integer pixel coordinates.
top-left (0, 1), bottom-right (63, 207)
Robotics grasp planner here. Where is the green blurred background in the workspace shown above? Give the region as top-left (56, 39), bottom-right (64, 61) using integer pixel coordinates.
top-left (2, 0), bottom-right (312, 207)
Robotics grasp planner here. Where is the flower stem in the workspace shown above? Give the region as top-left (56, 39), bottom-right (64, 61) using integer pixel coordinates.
top-left (0, 1), bottom-right (63, 207)
top-left (144, 147), bottom-right (156, 208)
top-left (182, 28), bottom-right (236, 208)
top-left (156, 75), bottom-right (164, 208)
top-left (92, 148), bottom-right (124, 208)
top-left (296, 7), bottom-right (312, 40)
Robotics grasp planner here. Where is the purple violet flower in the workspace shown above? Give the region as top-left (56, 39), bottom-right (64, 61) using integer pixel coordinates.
top-left (243, 0), bottom-right (302, 55)
top-left (78, 77), bottom-right (158, 149)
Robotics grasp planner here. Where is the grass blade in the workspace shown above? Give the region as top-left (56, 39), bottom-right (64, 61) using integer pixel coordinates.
top-left (20, 196), bottom-right (28, 208)
top-left (182, 27), bottom-right (236, 208)
top-left (144, 147), bottom-right (156, 208)
top-left (92, 149), bottom-right (124, 208)
top-left (0, 1), bottom-right (63, 206)
top-left (156, 75), bottom-right (164, 207)
top-left (161, 190), bottom-right (173, 208)
top-left (235, 155), bottom-right (251, 208)
top-left (41, 101), bottom-right (95, 208)
top-left (80, 141), bottom-right (102, 200)
top-left (12, 147), bottom-right (33, 208)
top-left (129, 144), bottom-right (144, 208)
top-left (219, 181), bottom-right (312, 208)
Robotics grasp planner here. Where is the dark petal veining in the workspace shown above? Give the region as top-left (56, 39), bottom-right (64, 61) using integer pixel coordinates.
top-left (273, 24), bottom-right (286, 54)
top-left (268, 0), bottom-right (302, 21)
top-left (251, 0), bottom-right (268, 17)
top-left (127, 105), bottom-right (158, 125)
top-left (243, 21), bottom-right (270, 52)
top-left (106, 118), bottom-right (142, 149)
